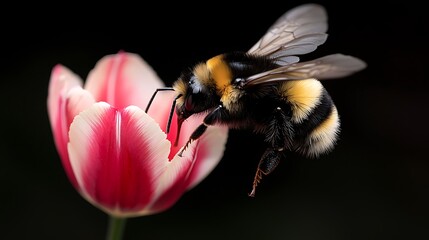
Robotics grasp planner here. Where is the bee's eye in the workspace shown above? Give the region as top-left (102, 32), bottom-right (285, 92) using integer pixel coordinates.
top-left (184, 94), bottom-right (193, 111)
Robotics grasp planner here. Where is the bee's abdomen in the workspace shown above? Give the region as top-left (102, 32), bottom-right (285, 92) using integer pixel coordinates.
top-left (279, 79), bottom-right (340, 157)
top-left (303, 105), bottom-right (340, 157)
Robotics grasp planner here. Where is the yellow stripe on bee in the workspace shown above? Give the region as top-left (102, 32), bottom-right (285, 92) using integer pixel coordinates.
top-left (172, 77), bottom-right (187, 106)
top-left (307, 106), bottom-right (340, 156)
top-left (220, 85), bottom-right (242, 112)
top-left (280, 79), bottom-right (323, 123)
top-left (206, 54), bottom-right (232, 95)
top-left (193, 63), bottom-right (211, 85)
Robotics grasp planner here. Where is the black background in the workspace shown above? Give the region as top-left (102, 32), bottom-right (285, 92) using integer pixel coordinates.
top-left (1, 1), bottom-right (428, 239)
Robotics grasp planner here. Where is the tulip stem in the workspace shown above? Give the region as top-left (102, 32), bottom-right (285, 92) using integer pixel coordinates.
top-left (106, 215), bottom-right (127, 240)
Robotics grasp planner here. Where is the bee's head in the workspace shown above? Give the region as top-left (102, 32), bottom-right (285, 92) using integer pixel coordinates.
top-left (170, 65), bottom-right (218, 145)
top-left (174, 64), bottom-right (218, 116)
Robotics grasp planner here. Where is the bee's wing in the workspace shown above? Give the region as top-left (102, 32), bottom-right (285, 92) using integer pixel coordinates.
top-left (247, 3), bottom-right (328, 65)
top-left (243, 54), bottom-right (367, 87)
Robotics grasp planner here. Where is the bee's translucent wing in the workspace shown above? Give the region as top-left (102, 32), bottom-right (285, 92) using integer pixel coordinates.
top-left (247, 3), bottom-right (328, 65)
top-left (243, 54), bottom-right (367, 87)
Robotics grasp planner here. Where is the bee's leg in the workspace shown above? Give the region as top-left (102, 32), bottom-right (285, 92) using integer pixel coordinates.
top-left (145, 87), bottom-right (175, 113)
top-left (249, 148), bottom-right (284, 197)
top-left (178, 105), bottom-right (224, 157)
top-left (249, 107), bottom-right (292, 197)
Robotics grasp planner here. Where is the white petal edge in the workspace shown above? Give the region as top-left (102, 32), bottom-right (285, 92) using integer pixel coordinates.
top-left (47, 64), bottom-right (84, 128)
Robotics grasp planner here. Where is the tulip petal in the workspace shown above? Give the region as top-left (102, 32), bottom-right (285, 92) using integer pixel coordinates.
top-left (149, 122), bottom-right (229, 212)
top-left (47, 64), bottom-right (84, 188)
top-left (145, 90), bottom-right (178, 137)
top-left (66, 88), bottom-right (96, 122)
top-left (68, 102), bottom-right (176, 216)
top-left (165, 112), bottom-right (228, 162)
top-left (146, 143), bottom-right (196, 213)
top-left (161, 111), bottom-right (206, 159)
top-left (185, 125), bottom-right (229, 189)
top-left (85, 52), bottom-right (165, 110)
top-left (50, 52), bottom-right (230, 218)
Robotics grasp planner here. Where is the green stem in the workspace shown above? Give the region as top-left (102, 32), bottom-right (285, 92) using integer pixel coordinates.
top-left (106, 215), bottom-right (127, 240)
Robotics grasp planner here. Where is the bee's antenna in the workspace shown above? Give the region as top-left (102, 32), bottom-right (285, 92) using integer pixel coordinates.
top-left (167, 94), bottom-right (182, 134)
top-left (145, 87), bottom-right (175, 113)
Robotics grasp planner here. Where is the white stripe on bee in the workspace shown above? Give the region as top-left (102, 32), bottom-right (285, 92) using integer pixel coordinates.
top-left (280, 79), bottom-right (323, 123)
top-left (306, 106), bottom-right (340, 157)
top-left (190, 76), bottom-right (203, 93)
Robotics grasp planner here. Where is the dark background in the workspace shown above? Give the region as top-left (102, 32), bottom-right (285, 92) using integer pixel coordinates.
top-left (1, 1), bottom-right (428, 239)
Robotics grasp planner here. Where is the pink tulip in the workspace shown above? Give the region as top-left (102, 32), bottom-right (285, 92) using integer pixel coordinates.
top-left (47, 52), bottom-right (228, 217)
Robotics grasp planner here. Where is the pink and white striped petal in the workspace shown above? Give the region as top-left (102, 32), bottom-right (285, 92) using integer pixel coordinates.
top-left (84, 52), bottom-right (173, 131)
top-left (165, 112), bottom-right (229, 169)
top-left (145, 90), bottom-right (178, 136)
top-left (148, 120), bottom-right (229, 212)
top-left (142, 141), bottom-right (197, 214)
top-left (47, 64), bottom-right (85, 189)
top-left (85, 52), bottom-right (165, 111)
top-left (185, 125), bottom-right (229, 189)
top-left (66, 88), bottom-right (96, 124)
top-left (68, 102), bottom-right (198, 217)
top-left (47, 64), bottom-right (84, 128)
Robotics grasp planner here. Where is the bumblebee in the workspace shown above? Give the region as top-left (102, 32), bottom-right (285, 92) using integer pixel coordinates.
top-left (146, 3), bottom-right (366, 197)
